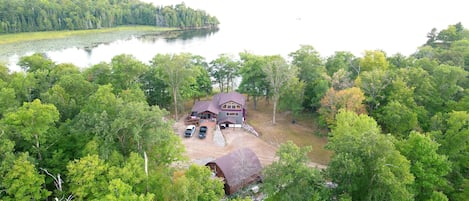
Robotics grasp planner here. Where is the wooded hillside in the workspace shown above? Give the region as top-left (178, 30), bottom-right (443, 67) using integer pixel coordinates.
top-left (0, 0), bottom-right (219, 33)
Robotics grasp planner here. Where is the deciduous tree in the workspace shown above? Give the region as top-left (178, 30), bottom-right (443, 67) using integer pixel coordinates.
top-left (289, 45), bottom-right (328, 110)
top-left (378, 101), bottom-right (418, 137)
top-left (279, 77), bottom-right (305, 122)
top-left (355, 69), bottom-right (391, 113)
top-left (8, 72), bottom-right (37, 103)
top-left (1, 153), bottom-right (51, 201)
top-left (325, 68), bottom-right (354, 90)
top-left (359, 50), bottom-right (389, 72)
top-left (209, 54), bottom-right (240, 92)
top-left (318, 87), bottom-right (366, 126)
top-left (327, 110), bottom-right (414, 201)
top-left (170, 165), bottom-right (224, 201)
top-left (325, 51), bottom-right (355, 76)
top-left (67, 154), bottom-right (109, 200)
top-left (105, 179), bottom-right (155, 201)
top-left (431, 111), bottom-right (469, 200)
top-left (192, 65), bottom-right (212, 101)
top-left (2, 99), bottom-right (59, 160)
top-left (262, 55), bottom-right (297, 124)
top-left (110, 54), bottom-right (149, 92)
top-left (0, 87), bottom-right (18, 118)
top-left (238, 52), bottom-right (268, 110)
top-left (397, 132), bottom-right (451, 201)
top-left (263, 141), bottom-right (328, 200)
top-left (152, 53), bottom-right (194, 120)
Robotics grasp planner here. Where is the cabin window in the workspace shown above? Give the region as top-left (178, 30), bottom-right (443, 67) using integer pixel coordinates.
top-left (223, 102), bottom-right (240, 110)
top-left (227, 112), bottom-right (238, 116)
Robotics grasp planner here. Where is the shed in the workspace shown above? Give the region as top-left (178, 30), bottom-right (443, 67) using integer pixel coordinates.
top-left (206, 148), bottom-right (262, 195)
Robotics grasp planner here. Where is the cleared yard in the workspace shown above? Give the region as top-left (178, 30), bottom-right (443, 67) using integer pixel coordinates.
top-left (178, 97), bottom-right (331, 168)
top-left (246, 99), bottom-right (332, 165)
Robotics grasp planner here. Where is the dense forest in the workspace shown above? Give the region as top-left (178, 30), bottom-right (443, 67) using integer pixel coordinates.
top-left (0, 23), bottom-right (468, 200)
top-left (0, 0), bottom-right (219, 33)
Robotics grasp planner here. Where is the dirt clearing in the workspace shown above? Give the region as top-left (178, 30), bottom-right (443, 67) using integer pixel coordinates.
top-left (176, 97), bottom-right (331, 168)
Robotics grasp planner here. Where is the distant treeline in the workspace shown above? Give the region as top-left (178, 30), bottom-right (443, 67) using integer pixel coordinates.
top-left (0, 0), bottom-right (219, 33)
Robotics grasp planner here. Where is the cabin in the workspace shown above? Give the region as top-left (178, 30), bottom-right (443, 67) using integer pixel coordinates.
top-left (205, 148), bottom-right (262, 195)
top-left (189, 92), bottom-right (246, 128)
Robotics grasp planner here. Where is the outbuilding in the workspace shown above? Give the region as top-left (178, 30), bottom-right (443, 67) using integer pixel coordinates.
top-left (205, 148), bottom-right (262, 195)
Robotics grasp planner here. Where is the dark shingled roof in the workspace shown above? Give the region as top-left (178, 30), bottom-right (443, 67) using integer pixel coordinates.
top-left (191, 100), bottom-right (219, 114)
top-left (206, 148), bottom-right (262, 194)
top-left (213, 92), bottom-right (245, 107)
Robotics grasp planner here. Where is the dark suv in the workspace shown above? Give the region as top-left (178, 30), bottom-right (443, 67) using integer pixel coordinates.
top-left (198, 126), bottom-right (208, 139)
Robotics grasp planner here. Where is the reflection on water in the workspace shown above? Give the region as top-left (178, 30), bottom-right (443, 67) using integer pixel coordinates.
top-left (164, 28), bottom-right (219, 42)
top-left (138, 28), bottom-right (219, 43)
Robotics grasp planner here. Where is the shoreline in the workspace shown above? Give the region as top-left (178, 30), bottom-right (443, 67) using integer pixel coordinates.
top-left (0, 26), bottom-right (192, 45)
top-left (0, 26), bottom-right (220, 71)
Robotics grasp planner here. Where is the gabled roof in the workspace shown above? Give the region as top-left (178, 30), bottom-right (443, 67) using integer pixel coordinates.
top-left (191, 101), bottom-right (219, 114)
top-left (213, 92), bottom-right (245, 107)
top-left (206, 148), bottom-right (262, 194)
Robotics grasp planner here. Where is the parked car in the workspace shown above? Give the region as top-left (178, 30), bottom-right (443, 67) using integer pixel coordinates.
top-left (185, 125), bottom-right (196, 137)
top-left (199, 126), bottom-right (208, 139)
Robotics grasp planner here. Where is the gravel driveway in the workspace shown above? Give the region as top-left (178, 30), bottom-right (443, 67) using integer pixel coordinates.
top-left (174, 118), bottom-right (327, 169)
top-left (174, 119), bottom-right (278, 167)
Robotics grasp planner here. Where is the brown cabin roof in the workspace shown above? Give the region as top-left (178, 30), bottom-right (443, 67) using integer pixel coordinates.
top-left (206, 148), bottom-right (262, 194)
top-left (191, 100), bottom-right (219, 114)
top-left (192, 92), bottom-right (245, 114)
top-left (213, 92), bottom-right (246, 107)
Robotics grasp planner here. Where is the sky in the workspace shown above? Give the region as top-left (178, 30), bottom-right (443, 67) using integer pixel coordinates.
top-left (142, 0), bottom-right (469, 56)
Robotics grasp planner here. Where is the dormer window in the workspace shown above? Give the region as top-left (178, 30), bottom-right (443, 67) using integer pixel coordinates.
top-left (222, 101), bottom-right (242, 110)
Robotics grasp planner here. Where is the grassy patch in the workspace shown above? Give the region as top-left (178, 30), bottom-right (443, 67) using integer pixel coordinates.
top-left (245, 98), bottom-right (332, 165)
top-left (0, 26), bottom-right (177, 45)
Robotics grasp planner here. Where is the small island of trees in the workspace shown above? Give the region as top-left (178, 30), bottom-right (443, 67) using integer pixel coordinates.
top-left (0, 0), bottom-right (219, 33)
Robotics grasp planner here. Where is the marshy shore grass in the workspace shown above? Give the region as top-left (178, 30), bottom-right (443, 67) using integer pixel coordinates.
top-left (0, 26), bottom-right (177, 45)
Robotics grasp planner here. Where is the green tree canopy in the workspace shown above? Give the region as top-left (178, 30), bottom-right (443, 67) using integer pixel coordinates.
top-left (209, 54), bottom-right (240, 93)
top-left (431, 111), bottom-right (469, 200)
top-left (327, 110), bottom-right (414, 201)
top-left (0, 1), bottom-right (219, 33)
top-left (2, 99), bottom-right (59, 160)
top-left (262, 55), bottom-right (297, 124)
top-left (359, 50), bottom-right (389, 72)
top-left (1, 153), bottom-right (51, 201)
top-left (397, 132), bottom-right (451, 201)
top-left (151, 53), bottom-right (194, 120)
top-left (238, 52), bottom-right (269, 110)
top-left (289, 45), bottom-right (328, 110)
top-left (67, 154), bottom-right (109, 200)
top-left (263, 141), bottom-right (328, 201)
top-left (170, 165), bottom-right (225, 201)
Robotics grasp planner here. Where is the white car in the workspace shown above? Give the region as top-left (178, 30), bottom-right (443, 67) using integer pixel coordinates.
top-left (184, 125), bottom-right (196, 137)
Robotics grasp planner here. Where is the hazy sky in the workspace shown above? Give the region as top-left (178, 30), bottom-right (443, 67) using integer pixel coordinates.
top-left (143, 0), bottom-right (469, 56)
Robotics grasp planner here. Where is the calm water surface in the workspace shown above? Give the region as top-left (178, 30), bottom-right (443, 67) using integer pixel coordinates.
top-left (3, 0), bottom-right (469, 71)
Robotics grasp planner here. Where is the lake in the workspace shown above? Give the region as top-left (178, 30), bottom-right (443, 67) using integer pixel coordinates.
top-left (2, 0), bottom-right (469, 71)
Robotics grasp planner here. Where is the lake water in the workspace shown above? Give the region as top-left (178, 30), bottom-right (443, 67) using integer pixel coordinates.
top-left (2, 0), bottom-right (469, 71)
